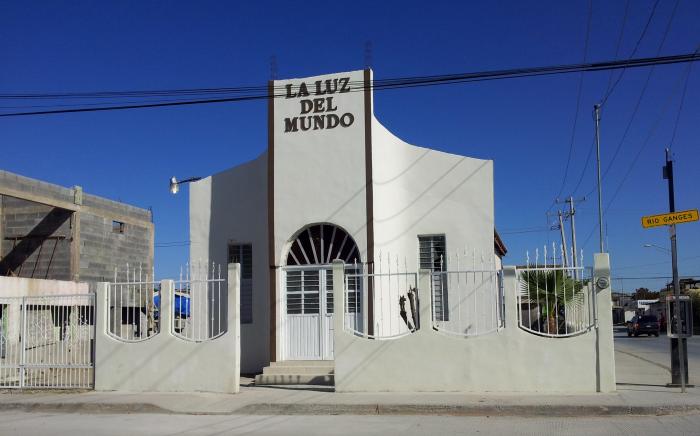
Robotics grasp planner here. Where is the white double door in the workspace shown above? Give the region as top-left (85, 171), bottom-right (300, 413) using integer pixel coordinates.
top-left (283, 266), bottom-right (334, 360)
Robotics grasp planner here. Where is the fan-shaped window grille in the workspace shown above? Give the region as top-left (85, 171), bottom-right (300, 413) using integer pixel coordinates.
top-left (286, 224), bottom-right (360, 266)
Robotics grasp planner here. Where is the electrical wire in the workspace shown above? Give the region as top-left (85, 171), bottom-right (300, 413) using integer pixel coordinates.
top-left (668, 61), bottom-right (693, 148)
top-left (569, 1), bottom-right (631, 199)
top-left (553, 0), bottom-right (593, 202)
top-left (600, 0), bottom-right (661, 106)
top-left (579, 64), bottom-right (690, 251)
top-left (1, 52), bottom-right (698, 117)
top-left (584, 0), bottom-right (681, 198)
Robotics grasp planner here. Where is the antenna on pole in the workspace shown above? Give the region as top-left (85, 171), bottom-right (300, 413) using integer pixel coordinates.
top-left (270, 55), bottom-right (278, 80)
top-left (364, 41), bottom-right (373, 69)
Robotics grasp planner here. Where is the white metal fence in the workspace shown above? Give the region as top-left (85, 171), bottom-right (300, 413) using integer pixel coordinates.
top-left (0, 294), bottom-right (94, 389)
top-left (108, 264), bottom-right (159, 342)
top-left (516, 248), bottom-right (593, 337)
top-left (431, 269), bottom-right (503, 337)
top-left (107, 262), bottom-right (226, 343)
top-left (431, 251), bottom-right (503, 336)
top-left (173, 261), bottom-right (226, 342)
top-left (344, 256), bottom-right (419, 340)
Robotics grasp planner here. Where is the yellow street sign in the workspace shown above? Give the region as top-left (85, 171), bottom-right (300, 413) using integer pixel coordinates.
top-left (641, 209), bottom-right (699, 229)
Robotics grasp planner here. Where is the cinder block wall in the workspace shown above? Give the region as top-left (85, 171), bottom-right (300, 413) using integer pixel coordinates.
top-left (0, 170), bottom-right (153, 285)
top-left (79, 197), bottom-right (153, 283)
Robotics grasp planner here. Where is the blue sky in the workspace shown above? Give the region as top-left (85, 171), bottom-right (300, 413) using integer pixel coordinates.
top-left (1, 0), bottom-right (699, 292)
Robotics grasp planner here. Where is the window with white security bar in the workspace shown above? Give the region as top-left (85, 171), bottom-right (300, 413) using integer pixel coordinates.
top-left (228, 243), bottom-right (253, 324)
top-left (418, 234), bottom-right (449, 321)
top-left (325, 267), bottom-right (362, 314)
top-left (285, 270), bottom-right (320, 314)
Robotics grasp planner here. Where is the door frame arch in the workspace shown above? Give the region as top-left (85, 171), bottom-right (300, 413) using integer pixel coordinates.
top-left (279, 223), bottom-right (362, 360)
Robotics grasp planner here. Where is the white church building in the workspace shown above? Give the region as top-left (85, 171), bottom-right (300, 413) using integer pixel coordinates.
top-left (189, 69), bottom-right (502, 374)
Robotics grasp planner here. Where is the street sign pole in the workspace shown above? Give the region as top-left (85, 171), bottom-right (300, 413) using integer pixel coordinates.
top-left (664, 149), bottom-right (687, 393)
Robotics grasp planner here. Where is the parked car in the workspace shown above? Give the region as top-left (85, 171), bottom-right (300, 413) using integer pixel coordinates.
top-left (627, 315), bottom-right (660, 337)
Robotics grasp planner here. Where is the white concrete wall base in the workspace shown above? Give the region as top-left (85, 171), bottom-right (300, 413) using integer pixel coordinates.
top-left (332, 257), bottom-right (616, 393)
top-left (94, 264), bottom-right (240, 394)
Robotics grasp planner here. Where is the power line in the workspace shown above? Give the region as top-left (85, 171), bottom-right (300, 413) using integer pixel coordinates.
top-left (585, 0), bottom-right (681, 198)
top-left (500, 227), bottom-right (551, 235)
top-left (569, 0), bottom-right (631, 198)
top-left (603, 0), bottom-right (632, 96)
top-left (669, 60), bottom-right (693, 148)
top-left (600, 0), bottom-right (661, 106)
top-left (579, 64), bottom-right (691, 250)
top-left (613, 255), bottom-right (700, 271)
top-left (571, 134), bottom-right (595, 196)
top-left (1, 52), bottom-right (699, 118)
top-left (554, 0), bottom-right (593, 201)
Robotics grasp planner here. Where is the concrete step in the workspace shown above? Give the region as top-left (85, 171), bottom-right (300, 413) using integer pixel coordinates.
top-left (254, 373), bottom-right (334, 386)
top-left (263, 366), bottom-right (334, 375)
top-left (269, 360), bottom-right (334, 368)
top-left (255, 360), bottom-right (336, 386)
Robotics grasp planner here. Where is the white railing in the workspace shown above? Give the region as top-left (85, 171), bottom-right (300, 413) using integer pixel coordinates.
top-left (173, 261), bottom-right (226, 342)
top-left (429, 250), bottom-right (504, 337)
top-left (108, 264), bottom-right (159, 342)
top-left (431, 269), bottom-right (503, 337)
top-left (344, 255), bottom-right (419, 340)
top-left (516, 247), bottom-right (593, 338)
top-left (0, 294), bottom-right (94, 389)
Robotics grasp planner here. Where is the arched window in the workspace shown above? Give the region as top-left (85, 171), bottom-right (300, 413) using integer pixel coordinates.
top-left (286, 224), bottom-right (360, 266)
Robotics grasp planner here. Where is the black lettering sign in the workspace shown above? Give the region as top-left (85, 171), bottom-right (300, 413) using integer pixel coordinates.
top-left (300, 99), bottom-right (313, 114)
top-left (281, 76), bottom-right (355, 134)
top-left (284, 117), bottom-right (298, 132)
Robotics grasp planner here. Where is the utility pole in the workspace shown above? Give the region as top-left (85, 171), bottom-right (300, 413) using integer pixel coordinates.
top-left (547, 210), bottom-right (567, 265)
top-left (664, 148), bottom-right (687, 393)
top-left (557, 210), bottom-right (569, 267)
top-left (556, 196), bottom-right (585, 276)
top-left (568, 196), bottom-right (579, 271)
top-left (594, 104), bottom-right (604, 253)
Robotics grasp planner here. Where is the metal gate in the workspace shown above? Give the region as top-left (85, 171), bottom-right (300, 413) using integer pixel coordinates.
top-left (0, 294), bottom-right (95, 389)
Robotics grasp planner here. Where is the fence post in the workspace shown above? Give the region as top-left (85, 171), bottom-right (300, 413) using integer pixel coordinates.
top-left (594, 253), bottom-right (616, 392)
top-left (502, 266), bottom-right (518, 330)
top-left (418, 269), bottom-right (431, 331)
top-left (332, 260), bottom-right (345, 336)
top-left (19, 297), bottom-right (26, 388)
top-left (94, 282), bottom-right (109, 390)
top-left (227, 263), bottom-right (240, 394)
top-left (160, 280), bottom-right (174, 338)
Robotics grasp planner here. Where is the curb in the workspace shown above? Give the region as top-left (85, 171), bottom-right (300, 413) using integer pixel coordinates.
top-left (0, 402), bottom-right (172, 415)
top-left (233, 403), bottom-right (700, 417)
top-left (1, 402), bottom-right (700, 417)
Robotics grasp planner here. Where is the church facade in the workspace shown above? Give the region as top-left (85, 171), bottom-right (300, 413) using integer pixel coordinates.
top-left (190, 69), bottom-right (495, 373)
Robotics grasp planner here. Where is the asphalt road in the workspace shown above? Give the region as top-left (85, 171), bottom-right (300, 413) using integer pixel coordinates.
top-left (614, 326), bottom-right (700, 385)
top-left (1, 412), bottom-right (699, 436)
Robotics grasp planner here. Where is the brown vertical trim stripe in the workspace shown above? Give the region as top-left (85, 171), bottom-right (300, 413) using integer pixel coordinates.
top-left (267, 80), bottom-right (277, 362)
top-left (363, 69), bottom-right (375, 336)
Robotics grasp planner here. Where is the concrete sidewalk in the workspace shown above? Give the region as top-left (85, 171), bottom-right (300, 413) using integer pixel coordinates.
top-left (0, 378), bottom-right (698, 417)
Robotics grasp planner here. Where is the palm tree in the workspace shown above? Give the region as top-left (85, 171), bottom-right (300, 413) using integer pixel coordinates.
top-left (520, 269), bottom-right (587, 335)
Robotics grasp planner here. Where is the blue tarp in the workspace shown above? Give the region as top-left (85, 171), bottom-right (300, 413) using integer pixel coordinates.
top-left (153, 294), bottom-right (191, 318)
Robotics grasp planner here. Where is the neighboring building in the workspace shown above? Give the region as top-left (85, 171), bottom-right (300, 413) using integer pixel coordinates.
top-left (611, 292), bottom-right (635, 324)
top-left (664, 278), bottom-right (700, 293)
top-left (0, 170), bottom-right (154, 285)
top-left (190, 69), bottom-right (497, 373)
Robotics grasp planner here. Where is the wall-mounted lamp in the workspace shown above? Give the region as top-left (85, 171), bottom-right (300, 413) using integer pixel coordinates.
top-left (169, 176), bottom-right (202, 195)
